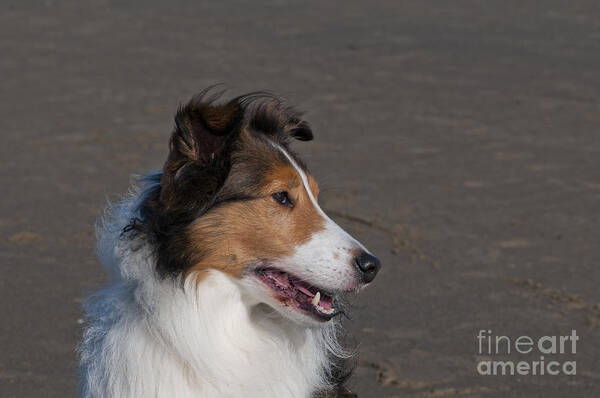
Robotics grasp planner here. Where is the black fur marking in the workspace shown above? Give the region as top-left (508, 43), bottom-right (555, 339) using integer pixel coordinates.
top-left (245, 93), bottom-right (313, 142)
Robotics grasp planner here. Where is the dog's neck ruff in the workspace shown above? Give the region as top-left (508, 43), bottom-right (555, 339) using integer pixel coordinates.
top-left (79, 186), bottom-right (338, 398)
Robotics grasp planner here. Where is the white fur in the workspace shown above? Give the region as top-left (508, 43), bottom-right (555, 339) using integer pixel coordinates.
top-left (79, 183), bottom-right (347, 398)
top-left (274, 144), bottom-right (369, 292)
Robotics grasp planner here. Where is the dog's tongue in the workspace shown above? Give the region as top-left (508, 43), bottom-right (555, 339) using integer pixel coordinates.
top-left (293, 279), bottom-right (333, 310)
top-left (319, 295), bottom-right (332, 310)
top-left (270, 272), bottom-right (334, 310)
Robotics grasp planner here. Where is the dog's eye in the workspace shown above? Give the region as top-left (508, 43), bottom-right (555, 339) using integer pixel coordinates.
top-left (272, 191), bottom-right (294, 208)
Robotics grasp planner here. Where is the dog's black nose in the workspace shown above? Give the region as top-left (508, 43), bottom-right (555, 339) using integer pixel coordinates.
top-left (354, 252), bottom-right (381, 283)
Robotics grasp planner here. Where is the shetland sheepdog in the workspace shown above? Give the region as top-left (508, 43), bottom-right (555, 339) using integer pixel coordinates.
top-left (79, 89), bottom-right (381, 398)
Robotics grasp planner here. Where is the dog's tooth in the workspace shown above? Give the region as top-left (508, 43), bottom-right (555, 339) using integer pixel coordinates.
top-left (311, 292), bottom-right (320, 306)
top-left (315, 304), bottom-right (334, 315)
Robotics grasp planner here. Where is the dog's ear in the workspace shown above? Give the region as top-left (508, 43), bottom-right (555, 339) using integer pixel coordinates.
top-left (160, 94), bottom-right (244, 206)
top-left (168, 96), bottom-right (243, 168)
top-left (286, 119), bottom-right (313, 141)
top-left (249, 100), bottom-right (313, 142)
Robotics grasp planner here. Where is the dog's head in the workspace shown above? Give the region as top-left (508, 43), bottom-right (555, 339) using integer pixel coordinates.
top-left (138, 90), bottom-right (380, 325)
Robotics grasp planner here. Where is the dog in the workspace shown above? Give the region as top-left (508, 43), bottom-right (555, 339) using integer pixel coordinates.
top-left (79, 89), bottom-right (381, 398)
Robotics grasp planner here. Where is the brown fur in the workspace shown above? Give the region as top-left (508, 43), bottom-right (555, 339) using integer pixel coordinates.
top-left (185, 158), bottom-right (325, 279)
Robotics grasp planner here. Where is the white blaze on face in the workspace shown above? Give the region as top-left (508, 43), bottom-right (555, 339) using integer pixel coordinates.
top-left (273, 143), bottom-right (368, 291)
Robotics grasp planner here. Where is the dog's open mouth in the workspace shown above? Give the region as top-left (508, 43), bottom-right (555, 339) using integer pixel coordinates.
top-left (255, 268), bottom-right (338, 321)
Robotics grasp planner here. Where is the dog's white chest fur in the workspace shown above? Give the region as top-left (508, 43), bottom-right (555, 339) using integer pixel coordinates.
top-left (79, 247), bottom-right (332, 398)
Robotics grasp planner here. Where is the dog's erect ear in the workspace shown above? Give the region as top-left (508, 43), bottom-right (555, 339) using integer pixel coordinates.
top-left (160, 94), bottom-right (244, 205)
